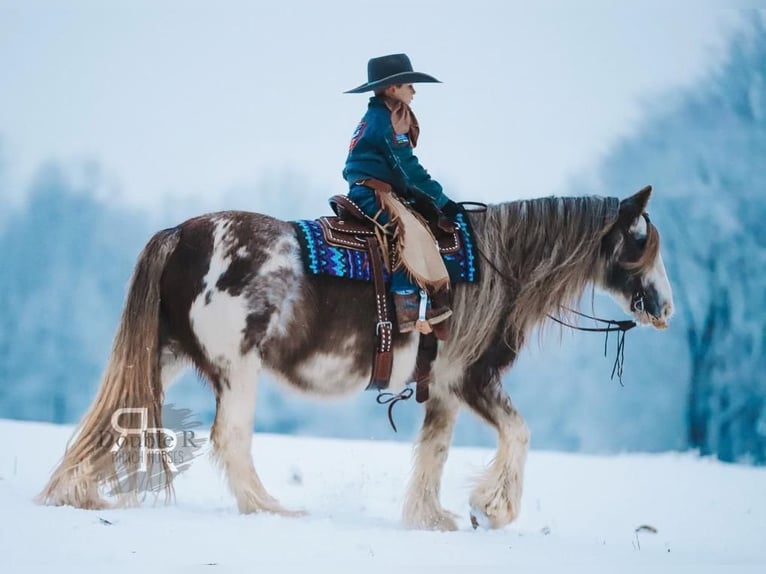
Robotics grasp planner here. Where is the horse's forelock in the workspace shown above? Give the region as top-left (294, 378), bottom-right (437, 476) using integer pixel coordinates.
top-left (622, 218), bottom-right (661, 273)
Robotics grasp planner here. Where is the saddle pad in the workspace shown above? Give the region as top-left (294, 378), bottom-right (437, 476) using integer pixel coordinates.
top-left (292, 212), bottom-right (479, 284)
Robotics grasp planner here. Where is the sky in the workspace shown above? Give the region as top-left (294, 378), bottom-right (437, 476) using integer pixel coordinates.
top-left (0, 1), bottom-right (740, 214)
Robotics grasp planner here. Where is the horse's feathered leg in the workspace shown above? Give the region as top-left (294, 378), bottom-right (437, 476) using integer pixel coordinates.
top-left (210, 354), bottom-right (298, 516)
top-left (460, 378), bottom-right (529, 529)
top-left (176, 215), bottom-right (303, 516)
top-left (402, 387), bottom-right (460, 531)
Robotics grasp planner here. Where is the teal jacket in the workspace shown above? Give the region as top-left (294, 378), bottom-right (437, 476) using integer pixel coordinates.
top-left (343, 96), bottom-right (448, 208)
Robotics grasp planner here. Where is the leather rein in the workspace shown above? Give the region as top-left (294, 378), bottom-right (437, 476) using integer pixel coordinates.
top-left (459, 202), bottom-right (646, 385)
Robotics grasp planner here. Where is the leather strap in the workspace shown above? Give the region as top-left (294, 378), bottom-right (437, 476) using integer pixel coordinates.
top-left (358, 178), bottom-right (441, 400)
top-left (366, 236), bottom-right (393, 388)
top-left (357, 178), bottom-right (393, 195)
top-left (413, 334), bottom-right (438, 402)
top-left (329, 194), bottom-right (369, 222)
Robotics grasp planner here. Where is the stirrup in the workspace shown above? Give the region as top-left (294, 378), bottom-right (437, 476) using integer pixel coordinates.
top-left (415, 290), bottom-right (433, 335)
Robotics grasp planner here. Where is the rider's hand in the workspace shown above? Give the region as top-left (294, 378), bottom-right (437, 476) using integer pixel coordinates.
top-left (441, 200), bottom-right (465, 219)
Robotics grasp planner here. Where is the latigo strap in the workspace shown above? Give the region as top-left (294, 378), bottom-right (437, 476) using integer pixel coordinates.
top-left (366, 236), bottom-right (393, 388)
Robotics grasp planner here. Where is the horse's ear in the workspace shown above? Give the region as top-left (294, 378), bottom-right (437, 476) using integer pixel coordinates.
top-left (620, 185), bottom-right (652, 220)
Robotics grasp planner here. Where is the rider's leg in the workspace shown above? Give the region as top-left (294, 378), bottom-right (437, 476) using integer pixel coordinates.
top-left (348, 184), bottom-right (450, 337)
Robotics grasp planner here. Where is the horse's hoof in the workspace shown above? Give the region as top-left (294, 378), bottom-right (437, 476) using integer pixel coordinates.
top-left (428, 511), bottom-right (459, 532)
top-left (237, 498), bottom-right (306, 517)
top-left (403, 508), bottom-right (459, 531)
top-left (281, 507), bottom-right (307, 518)
top-left (469, 505), bottom-right (490, 530)
top-left (36, 492), bottom-right (112, 510)
top-left (240, 507), bottom-right (306, 517)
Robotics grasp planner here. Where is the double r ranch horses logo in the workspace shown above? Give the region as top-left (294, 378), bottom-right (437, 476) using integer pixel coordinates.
top-left (100, 404), bottom-right (206, 496)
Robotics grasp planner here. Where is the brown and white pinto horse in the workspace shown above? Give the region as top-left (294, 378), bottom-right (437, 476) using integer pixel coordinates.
top-left (39, 186), bottom-right (673, 530)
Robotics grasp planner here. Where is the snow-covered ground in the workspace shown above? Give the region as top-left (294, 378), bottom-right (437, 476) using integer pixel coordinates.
top-left (0, 418), bottom-right (763, 573)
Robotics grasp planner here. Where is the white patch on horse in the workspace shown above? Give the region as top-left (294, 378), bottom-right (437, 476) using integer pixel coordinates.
top-left (630, 213), bottom-right (648, 238)
top-left (190, 219), bottom-right (254, 367)
top-left (258, 236), bottom-right (300, 277)
top-left (211, 352), bottom-right (294, 514)
top-left (297, 349), bottom-right (368, 395)
top-left (388, 334), bottom-right (421, 393)
top-left (644, 251), bottom-right (674, 326)
top-left (433, 354), bottom-right (466, 390)
top-left (293, 334), bottom-right (420, 396)
top-left (257, 233), bottom-right (302, 339)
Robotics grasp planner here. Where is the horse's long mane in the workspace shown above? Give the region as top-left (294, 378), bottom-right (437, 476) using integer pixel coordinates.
top-left (448, 196), bottom-right (620, 366)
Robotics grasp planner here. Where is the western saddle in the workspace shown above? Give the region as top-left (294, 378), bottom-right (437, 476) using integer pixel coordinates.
top-left (318, 192), bottom-right (463, 404)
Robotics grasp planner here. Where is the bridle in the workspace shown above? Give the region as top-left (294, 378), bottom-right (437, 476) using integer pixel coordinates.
top-left (551, 213), bottom-right (653, 336)
top-left (374, 203), bottom-right (649, 430)
top-left (462, 203), bottom-right (652, 385)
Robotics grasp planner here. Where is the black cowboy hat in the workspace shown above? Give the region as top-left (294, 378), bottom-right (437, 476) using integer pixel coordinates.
top-left (344, 53), bottom-right (441, 94)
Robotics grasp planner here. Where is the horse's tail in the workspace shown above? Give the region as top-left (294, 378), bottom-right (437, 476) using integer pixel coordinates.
top-left (37, 227), bottom-right (181, 509)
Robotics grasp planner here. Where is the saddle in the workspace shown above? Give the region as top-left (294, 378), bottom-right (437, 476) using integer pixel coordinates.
top-left (323, 195), bottom-right (463, 256)
top-left (319, 193), bottom-right (465, 403)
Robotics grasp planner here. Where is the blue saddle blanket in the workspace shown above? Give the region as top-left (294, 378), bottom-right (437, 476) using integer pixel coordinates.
top-left (292, 212), bottom-right (479, 285)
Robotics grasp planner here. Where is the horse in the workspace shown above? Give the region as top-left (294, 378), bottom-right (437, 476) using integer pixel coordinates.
top-left (38, 185), bottom-right (673, 531)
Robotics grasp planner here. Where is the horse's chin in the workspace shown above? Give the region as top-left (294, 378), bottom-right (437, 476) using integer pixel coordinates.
top-left (632, 310), bottom-right (668, 330)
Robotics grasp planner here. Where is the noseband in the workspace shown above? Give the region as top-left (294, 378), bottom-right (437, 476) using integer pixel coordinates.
top-left (631, 287), bottom-right (646, 314)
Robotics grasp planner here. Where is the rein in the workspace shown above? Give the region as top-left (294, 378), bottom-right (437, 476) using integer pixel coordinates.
top-left (545, 310), bottom-right (634, 385)
top-left (459, 201), bottom-right (637, 385)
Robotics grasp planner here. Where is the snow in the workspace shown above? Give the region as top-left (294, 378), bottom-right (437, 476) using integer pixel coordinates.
top-left (0, 419), bottom-right (763, 572)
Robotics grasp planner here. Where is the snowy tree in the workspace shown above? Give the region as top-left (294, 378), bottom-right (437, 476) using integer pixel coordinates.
top-left (0, 164), bottom-right (149, 422)
top-left (597, 12), bottom-right (766, 463)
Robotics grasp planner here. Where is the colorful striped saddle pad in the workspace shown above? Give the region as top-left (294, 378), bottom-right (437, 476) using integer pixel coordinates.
top-left (292, 212), bottom-right (479, 285)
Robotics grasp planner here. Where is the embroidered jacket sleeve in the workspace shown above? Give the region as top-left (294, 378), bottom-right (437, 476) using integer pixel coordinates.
top-left (383, 127), bottom-right (448, 208)
top-left (343, 98), bottom-right (448, 208)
